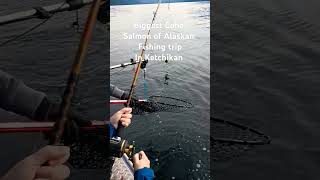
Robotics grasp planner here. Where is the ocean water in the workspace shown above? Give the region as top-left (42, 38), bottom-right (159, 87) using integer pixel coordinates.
top-left (213, 0), bottom-right (320, 179)
top-left (111, 1), bottom-right (210, 179)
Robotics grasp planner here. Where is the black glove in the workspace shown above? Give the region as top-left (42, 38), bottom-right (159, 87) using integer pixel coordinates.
top-left (34, 97), bottom-right (92, 144)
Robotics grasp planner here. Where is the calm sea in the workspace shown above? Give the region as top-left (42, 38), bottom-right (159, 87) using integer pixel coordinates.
top-left (213, 0), bottom-right (320, 179)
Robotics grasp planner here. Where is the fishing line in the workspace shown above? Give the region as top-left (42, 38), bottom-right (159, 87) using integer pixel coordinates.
top-left (143, 69), bottom-right (148, 99)
top-left (72, 10), bottom-right (80, 32)
top-left (0, 19), bottom-right (50, 47)
top-left (0, 2), bottom-right (67, 47)
top-left (125, 0), bottom-right (162, 106)
top-left (125, 4), bottom-right (194, 115)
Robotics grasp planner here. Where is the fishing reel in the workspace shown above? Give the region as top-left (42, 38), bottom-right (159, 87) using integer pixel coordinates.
top-left (110, 122), bottom-right (135, 158)
top-left (141, 59), bottom-right (148, 69)
top-left (110, 136), bottom-right (135, 158)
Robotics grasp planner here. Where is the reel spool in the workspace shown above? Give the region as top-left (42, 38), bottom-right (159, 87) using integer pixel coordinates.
top-left (110, 137), bottom-right (135, 158)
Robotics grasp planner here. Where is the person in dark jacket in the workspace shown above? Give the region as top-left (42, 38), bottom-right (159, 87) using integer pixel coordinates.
top-left (133, 151), bottom-right (155, 180)
top-left (110, 84), bottom-right (127, 100)
top-left (110, 84), bottom-right (139, 103)
top-left (0, 70), bottom-right (154, 180)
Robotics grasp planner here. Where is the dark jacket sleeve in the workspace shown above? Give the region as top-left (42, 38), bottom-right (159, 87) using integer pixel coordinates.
top-left (134, 167), bottom-right (155, 180)
top-left (110, 84), bottom-right (126, 99)
top-left (108, 123), bottom-right (117, 138)
top-left (0, 70), bottom-right (46, 119)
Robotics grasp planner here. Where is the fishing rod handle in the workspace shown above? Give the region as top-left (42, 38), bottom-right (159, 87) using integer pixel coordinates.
top-left (116, 99), bottom-right (132, 137)
top-left (116, 123), bottom-right (125, 137)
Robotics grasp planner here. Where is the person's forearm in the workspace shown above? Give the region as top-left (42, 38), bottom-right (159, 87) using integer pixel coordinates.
top-left (110, 84), bottom-right (126, 99)
top-left (0, 70), bottom-right (46, 119)
top-left (134, 168), bottom-right (154, 180)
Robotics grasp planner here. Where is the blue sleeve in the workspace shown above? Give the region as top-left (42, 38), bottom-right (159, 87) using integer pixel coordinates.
top-left (108, 123), bottom-right (117, 138)
top-left (134, 167), bottom-right (154, 180)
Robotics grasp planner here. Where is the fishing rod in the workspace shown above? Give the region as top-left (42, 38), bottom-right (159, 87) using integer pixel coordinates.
top-left (0, 99), bottom-right (146, 134)
top-left (0, 0), bottom-right (100, 26)
top-left (49, 0), bottom-right (102, 145)
top-left (0, 0), bottom-right (107, 26)
top-left (0, 121), bottom-right (105, 134)
top-left (0, 0), bottom-right (108, 47)
top-left (116, 0), bottom-right (162, 137)
top-left (110, 99), bottom-right (147, 105)
top-left (0, 0), bottom-right (134, 158)
top-left (47, 0), bottom-right (133, 158)
top-left (111, 59), bottom-right (148, 70)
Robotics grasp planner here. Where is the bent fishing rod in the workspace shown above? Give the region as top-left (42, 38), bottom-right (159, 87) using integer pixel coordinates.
top-left (116, 0), bottom-right (161, 137)
top-left (0, 0), bottom-right (135, 158)
top-left (0, 0), bottom-right (106, 135)
top-left (0, 0), bottom-right (106, 26)
top-left (49, 0), bottom-right (102, 145)
top-left (43, 0), bottom-right (134, 157)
